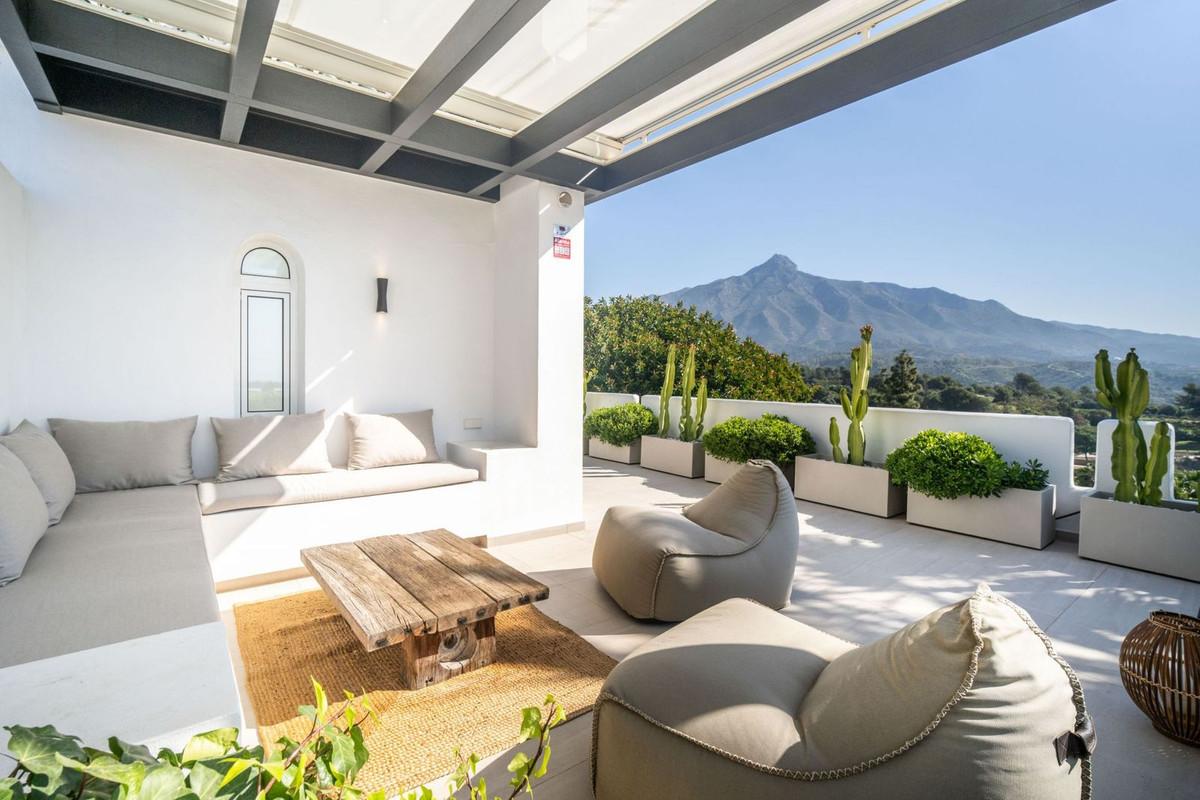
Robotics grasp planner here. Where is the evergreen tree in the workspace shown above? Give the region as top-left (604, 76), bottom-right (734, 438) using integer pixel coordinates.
top-left (881, 350), bottom-right (922, 408)
top-left (1176, 382), bottom-right (1200, 415)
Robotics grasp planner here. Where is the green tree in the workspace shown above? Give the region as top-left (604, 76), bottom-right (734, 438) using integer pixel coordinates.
top-left (1176, 382), bottom-right (1200, 415)
top-left (584, 296), bottom-right (812, 401)
top-left (880, 350), bottom-right (922, 408)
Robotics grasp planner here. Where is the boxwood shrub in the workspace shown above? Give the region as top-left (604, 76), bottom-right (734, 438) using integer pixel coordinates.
top-left (884, 429), bottom-right (1049, 499)
top-left (584, 403), bottom-right (656, 446)
top-left (704, 414), bottom-right (815, 466)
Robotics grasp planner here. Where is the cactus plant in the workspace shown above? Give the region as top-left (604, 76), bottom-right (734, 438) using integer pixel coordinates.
top-left (1094, 348), bottom-right (1172, 505)
top-left (1143, 421), bottom-right (1171, 506)
top-left (657, 344), bottom-right (676, 437)
top-left (678, 345), bottom-right (708, 442)
top-left (583, 368), bottom-right (596, 418)
top-left (830, 324), bottom-right (873, 466)
top-left (829, 416), bottom-right (844, 464)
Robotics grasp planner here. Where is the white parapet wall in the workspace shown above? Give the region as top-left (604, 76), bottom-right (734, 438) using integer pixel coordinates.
top-left (585, 391), bottom-right (639, 414)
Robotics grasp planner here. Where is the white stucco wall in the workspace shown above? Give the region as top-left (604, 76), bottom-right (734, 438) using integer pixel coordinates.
top-left (0, 49), bottom-right (497, 477)
top-left (0, 161), bottom-right (25, 431)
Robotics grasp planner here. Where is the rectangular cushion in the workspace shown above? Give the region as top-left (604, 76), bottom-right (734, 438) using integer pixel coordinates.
top-left (198, 461), bottom-right (479, 515)
top-left (48, 417), bottom-right (197, 492)
top-left (0, 485), bottom-right (218, 668)
top-left (1, 420), bottom-right (75, 524)
top-left (347, 410), bottom-right (439, 469)
top-left (211, 411), bottom-right (332, 482)
top-left (0, 445), bottom-right (50, 586)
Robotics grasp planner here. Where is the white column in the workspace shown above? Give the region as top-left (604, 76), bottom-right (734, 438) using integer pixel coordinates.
top-left (488, 177), bottom-right (585, 535)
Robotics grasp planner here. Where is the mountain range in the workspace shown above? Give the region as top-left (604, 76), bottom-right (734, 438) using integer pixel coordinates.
top-left (659, 254), bottom-right (1200, 400)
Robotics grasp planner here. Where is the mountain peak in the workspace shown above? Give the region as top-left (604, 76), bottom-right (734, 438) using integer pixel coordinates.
top-left (747, 253), bottom-right (798, 276)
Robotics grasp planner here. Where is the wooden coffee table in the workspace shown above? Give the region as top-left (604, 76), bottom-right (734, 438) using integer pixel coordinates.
top-left (301, 530), bottom-right (549, 689)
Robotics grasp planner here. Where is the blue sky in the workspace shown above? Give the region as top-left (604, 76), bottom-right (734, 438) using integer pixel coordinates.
top-left (585, 0), bottom-right (1200, 338)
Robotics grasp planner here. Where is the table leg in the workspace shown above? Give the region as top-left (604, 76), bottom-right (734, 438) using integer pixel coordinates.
top-left (398, 617), bottom-right (497, 689)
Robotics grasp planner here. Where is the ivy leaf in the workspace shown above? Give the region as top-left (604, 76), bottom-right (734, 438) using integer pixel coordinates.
top-left (107, 739), bottom-right (158, 766)
top-left (217, 759), bottom-right (257, 788)
top-left (128, 766), bottom-right (189, 800)
top-left (6, 726), bottom-right (85, 793)
top-left (326, 732), bottom-right (357, 782)
top-left (57, 754), bottom-right (146, 790)
top-left (311, 680), bottom-right (329, 719)
top-left (531, 745), bottom-right (551, 779)
top-left (506, 752), bottom-right (531, 788)
top-left (181, 730), bottom-right (239, 765)
top-left (187, 763), bottom-right (222, 800)
top-left (518, 707), bottom-right (542, 743)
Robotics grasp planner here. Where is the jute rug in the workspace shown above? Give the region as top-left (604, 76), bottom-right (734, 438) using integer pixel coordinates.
top-left (234, 590), bottom-right (615, 793)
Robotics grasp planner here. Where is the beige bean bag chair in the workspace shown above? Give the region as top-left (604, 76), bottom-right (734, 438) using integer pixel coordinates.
top-left (593, 585), bottom-right (1095, 800)
top-left (592, 459), bottom-right (798, 621)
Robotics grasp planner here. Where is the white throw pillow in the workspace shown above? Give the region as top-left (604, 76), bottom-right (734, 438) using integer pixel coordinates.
top-left (48, 417), bottom-right (197, 492)
top-left (346, 410), bottom-right (439, 470)
top-left (212, 411), bottom-right (332, 482)
top-left (0, 421), bottom-right (76, 524)
top-left (0, 445), bottom-right (50, 585)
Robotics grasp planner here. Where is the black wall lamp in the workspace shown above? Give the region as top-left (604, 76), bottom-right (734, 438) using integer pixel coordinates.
top-left (376, 277), bottom-right (389, 313)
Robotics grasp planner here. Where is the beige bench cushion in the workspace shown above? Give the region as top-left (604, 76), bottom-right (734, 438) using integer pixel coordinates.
top-left (198, 461), bottom-right (479, 515)
top-left (0, 485), bottom-right (218, 668)
top-left (0, 421), bottom-right (76, 524)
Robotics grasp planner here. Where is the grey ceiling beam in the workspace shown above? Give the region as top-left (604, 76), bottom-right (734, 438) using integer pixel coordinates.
top-left (359, 0), bottom-right (550, 174)
top-left (592, 0), bottom-right (1115, 202)
top-left (15, 0), bottom-right (604, 196)
top-left (221, 0), bottom-right (280, 143)
top-left (26, 0), bottom-right (228, 97)
top-left (470, 0), bottom-right (834, 197)
top-left (0, 0), bottom-right (60, 111)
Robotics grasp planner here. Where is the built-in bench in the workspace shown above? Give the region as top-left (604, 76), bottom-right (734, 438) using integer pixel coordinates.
top-left (0, 485), bottom-right (242, 749)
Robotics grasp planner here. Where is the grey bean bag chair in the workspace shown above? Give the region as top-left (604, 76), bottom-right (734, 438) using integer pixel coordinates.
top-left (592, 585), bottom-right (1095, 800)
top-left (592, 459), bottom-right (798, 621)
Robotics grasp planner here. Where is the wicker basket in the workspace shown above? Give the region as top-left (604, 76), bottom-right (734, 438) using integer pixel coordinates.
top-left (1119, 610), bottom-right (1200, 747)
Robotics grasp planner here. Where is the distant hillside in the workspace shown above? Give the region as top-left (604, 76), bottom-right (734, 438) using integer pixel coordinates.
top-left (660, 254), bottom-right (1200, 400)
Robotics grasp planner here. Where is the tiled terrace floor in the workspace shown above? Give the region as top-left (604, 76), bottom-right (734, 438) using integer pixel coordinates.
top-left (221, 457), bottom-right (1200, 799)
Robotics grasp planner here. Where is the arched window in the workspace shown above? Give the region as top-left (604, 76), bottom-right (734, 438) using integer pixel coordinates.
top-left (239, 244), bottom-right (302, 415)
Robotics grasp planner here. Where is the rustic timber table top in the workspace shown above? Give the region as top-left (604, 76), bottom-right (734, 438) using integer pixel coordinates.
top-left (300, 530), bottom-right (549, 688)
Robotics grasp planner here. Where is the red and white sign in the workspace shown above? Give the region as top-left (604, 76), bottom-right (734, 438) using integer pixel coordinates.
top-left (553, 236), bottom-right (571, 259)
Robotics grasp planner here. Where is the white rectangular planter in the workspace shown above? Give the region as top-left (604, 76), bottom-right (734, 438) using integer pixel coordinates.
top-left (588, 438), bottom-right (641, 464)
top-left (906, 486), bottom-right (1056, 549)
top-left (704, 454), bottom-right (741, 484)
top-left (640, 436), bottom-right (705, 478)
top-left (794, 456), bottom-right (905, 518)
top-left (1079, 492), bottom-right (1200, 582)
top-left (704, 454), bottom-right (795, 488)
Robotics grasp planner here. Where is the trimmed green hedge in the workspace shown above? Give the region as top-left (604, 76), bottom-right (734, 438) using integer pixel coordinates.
top-left (584, 403), bottom-right (656, 446)
top-left (704, 414), bottom-right (815, 466)
top-left (884, 429), bottom-right (1049, 499)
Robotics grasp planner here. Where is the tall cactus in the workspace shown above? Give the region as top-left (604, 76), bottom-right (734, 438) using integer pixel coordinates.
top-left (830, 325), bottom-right (873, 466)
top-left (829, 417), bottom-right (844, 464)
top-left (1095, 348), bottom-right (1150, 503)
top-left (1143, 421), bottom-right (1171, 506)
top-left (657, 344), bottom-right (676, 438)
top-left (679, 345), bottom-right (707, 442)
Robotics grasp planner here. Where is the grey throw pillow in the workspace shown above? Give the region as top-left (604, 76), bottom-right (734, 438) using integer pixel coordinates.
top-left (0, 421), bottom-right (76, 524)
top-left (346, 410), bottom-right (439, 470)
top-left (211, 411), bottom-right (332, 482)
top-left (0, 445), bottom-right (50, 585)
top-left (48, 417), bottom-right (198, 492)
